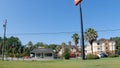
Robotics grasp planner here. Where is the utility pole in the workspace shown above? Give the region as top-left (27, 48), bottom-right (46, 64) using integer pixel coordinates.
top-left (2, 19), bottom-right (7, 61)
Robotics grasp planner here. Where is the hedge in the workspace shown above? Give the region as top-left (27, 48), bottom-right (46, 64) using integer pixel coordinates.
top-left (86, 54), bottom-right (99, 60)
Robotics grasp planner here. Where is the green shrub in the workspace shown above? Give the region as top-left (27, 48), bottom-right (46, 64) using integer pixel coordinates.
top-left (108, 54), bottom-right (119, 58)
top-left (16, 53), bottom-right (20, 58)
top-left (63, 47), bottom-right (70, 60)
top-left (86, 54), bottom-right (99, 60)
top-left (64, 52), bottom-right (70, 60)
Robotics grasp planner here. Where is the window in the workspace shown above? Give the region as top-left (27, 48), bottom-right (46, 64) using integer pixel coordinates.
top-left (106, 47), bottom-right (108, 49)
top-left (97, 42), bottom-right (100, 45)
top-left (97, 48), bottom-right (100, 50)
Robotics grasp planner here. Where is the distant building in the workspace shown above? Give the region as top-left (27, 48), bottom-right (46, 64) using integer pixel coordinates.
top-left (85, 39), bottom-right (116, 55)
top-left (57, 45), bottom-right (81, 58)
top-left (31, 48), bottom-right (54, 59)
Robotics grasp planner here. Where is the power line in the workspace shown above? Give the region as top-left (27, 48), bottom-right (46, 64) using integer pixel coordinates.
top-left (6, 32), bottom-right (79, 35)
top-left (1, 29), bottom-right (120, 36)
top-left (96, 29), bottom-right (120, 32)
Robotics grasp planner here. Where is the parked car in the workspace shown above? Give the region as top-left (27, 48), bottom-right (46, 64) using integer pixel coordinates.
top-left (70, 53), bottom-right (76, 58)
top-left (116, 51), bottom-right (120, 55)
top-left (97, 53), bottom-right (108, 58)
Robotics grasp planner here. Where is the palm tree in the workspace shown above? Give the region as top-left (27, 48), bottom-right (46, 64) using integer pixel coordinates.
top-left (72, 33), bottom-right (79, 47)
top-left (84, 28), bottom-right (98, 54)
top-left (72, 33), bottom-right (79, 58)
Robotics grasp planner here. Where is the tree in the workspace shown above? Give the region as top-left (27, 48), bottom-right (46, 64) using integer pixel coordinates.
top-left (16, 53), bottom-right (20, 60)
top-left (0, 36), bottom-right (27, 59)
top-left (56, 45), bottom-right (62, 53)
top-left (48, 44), bottom-right (57, 50)
top-left (1, 36), bottom-right (23, 59)
top-left (84, 28), bottom-right (98, 54)
top-left (60, 42), bottom-right (66, 59)
top-left (6, 36), bottom-right (22, 54)
top-left (24, 47), bottom-right (30, 56)
top-left (27, 41), bottom-right (33, 52)
top-left (0, 37), bottom-right (3, 55)
top-left (27, 41), bottom-right (33, 48)
top-left (63, 47), bottom-right (70, 60)
top-left (110, 37), bottom-right (120, 52)
top-left (72, 33), bottom-right (79, 46)
top-left (55, 42), bottom-right (66, 59)
top-left (72, 33), bottom-right (80, 58)
top-left (34, 42), bottom-right (47, 48)
top-left (22, 47), bottom-right (27, 57)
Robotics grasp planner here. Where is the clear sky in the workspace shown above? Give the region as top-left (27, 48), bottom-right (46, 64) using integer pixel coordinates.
top-left (0, 0), bottom-right (120, 45)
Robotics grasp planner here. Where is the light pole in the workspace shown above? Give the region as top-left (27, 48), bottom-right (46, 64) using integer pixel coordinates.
top-left (74, 0), bottom-right (85, 60)
top-left (79, 4), bottom-right (85, 60)
top-left (2, 19), bottom-right (7, 61)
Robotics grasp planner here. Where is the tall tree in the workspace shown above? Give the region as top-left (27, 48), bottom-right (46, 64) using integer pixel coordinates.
top-left (72, 34), bottom-right (79, 58)
top-left (0, 37), bottom-right (3, 55)
top-left (27, 41), bottom-right (33, 51)
top-left (84, 28), bottom-right (98, 54)
top-left (72, 33), bottom-right (79, 46)
top-left (4, 36), bottom-right (22, 57)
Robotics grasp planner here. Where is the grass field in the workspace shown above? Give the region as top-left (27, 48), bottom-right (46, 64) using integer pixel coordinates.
top-left (0, 57), bottom-right (120, 68)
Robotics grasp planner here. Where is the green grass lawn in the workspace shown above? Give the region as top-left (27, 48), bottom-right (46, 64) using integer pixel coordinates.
top-left (0, 57), bottom-right (120, 68)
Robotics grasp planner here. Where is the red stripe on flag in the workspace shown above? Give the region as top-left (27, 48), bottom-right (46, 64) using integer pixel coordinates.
top-left (74, 0), bottom-right (82, 6)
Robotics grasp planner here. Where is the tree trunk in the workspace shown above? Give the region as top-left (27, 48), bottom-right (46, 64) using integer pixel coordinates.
top-left (75, 43), bottom-right (79, 58)
top-left (91, 45), bottom-right (93, 54)
top-left (90, 41), bottom-right (93, 55)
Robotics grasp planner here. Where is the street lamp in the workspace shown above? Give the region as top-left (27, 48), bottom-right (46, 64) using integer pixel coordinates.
top-left (74, 0), bottom-right (85, 60)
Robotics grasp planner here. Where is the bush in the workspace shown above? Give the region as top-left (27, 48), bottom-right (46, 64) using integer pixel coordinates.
top-left (86, 54), bottom-right (99, 60)
top-left (63, 47), bottom-right (70, 60)
top-left (16, 53), bottom-right (20, 58)
top-left (64, 52), bottom-right (70, 59)
top-left (108, 54), bottom-right (119, 58)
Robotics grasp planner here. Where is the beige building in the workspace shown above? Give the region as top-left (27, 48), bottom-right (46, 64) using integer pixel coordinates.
top-left (57, 46), bottom-right (80, 58)
top-left (85, 39), bottom-right (116, 55)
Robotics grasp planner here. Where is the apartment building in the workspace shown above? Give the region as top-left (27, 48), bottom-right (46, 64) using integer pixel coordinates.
top-left (85, 39), bottom-right (116, 55)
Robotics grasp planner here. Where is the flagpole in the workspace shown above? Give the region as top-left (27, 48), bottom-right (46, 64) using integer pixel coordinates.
top-left (79, 4), bottom-right (85, 60)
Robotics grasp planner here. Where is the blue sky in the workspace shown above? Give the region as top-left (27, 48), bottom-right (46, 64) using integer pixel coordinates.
top-left (0, 0), bottom-right (120, 45)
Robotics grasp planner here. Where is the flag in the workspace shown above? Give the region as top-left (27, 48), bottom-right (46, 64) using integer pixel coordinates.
top-left (74, 0), bottom-right (82, 6)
